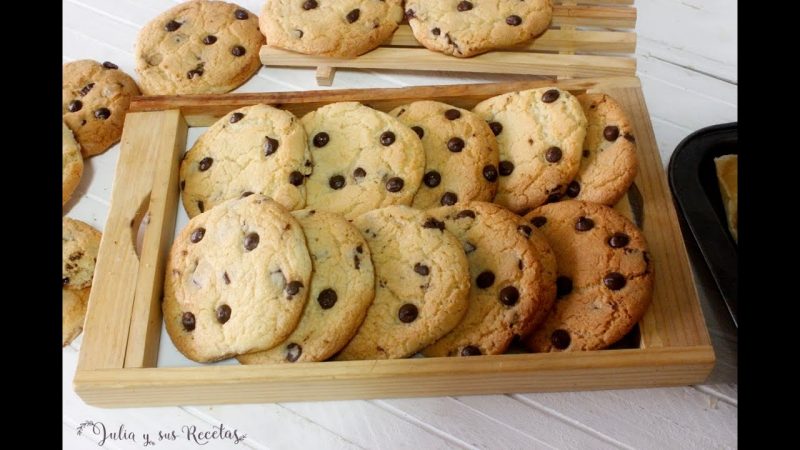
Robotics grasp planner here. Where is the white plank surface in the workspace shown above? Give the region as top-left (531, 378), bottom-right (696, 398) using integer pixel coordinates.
top-left (63, 1), bottom-right (738, 448)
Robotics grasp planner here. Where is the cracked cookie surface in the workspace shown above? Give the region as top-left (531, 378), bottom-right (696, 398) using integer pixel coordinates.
top-left (62, 121), bottom-right (83, 206)
top-left (62, 217), bottom-right (102, 290)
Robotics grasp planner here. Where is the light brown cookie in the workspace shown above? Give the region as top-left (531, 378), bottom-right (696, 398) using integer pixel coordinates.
top-left (388, 101), bottom-right (499, 209)
top-left (62, 121), bottom-right (83, 206)
top-left (135, 0), bottom-right (264, 95)
top-left (337, 206), bottom-right (470, 360)
top-left (62, 218), bottom-right (102, 290)
top-left (522, 200), bottom-right (654, 352)
top-left (62, 59), bottom-right (140, 157)
top-left (63, 287), bottom-right (90, 347)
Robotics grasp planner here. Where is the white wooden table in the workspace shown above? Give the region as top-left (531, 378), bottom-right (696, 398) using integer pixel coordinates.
top-left (63, 1), bottom-right (738, 448)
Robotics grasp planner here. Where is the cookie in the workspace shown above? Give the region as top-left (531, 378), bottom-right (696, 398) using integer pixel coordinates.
top-left (180, 104), bottom-right (311, 218)
top-left (422, 202), bottom-right (555, 357)
top-left (63, 287), bottom-right (90, 347)
top-left (522, 200), bottom-right (654, 352)
top-left (62, 60), bottom-right (140, 157)
top-left (260, 0), bottom-right (404, 58)
top-left (302, 102), bottom-right (425, 219)
top-left (404, 0), bottom-right (553, 58)
top-left (563, 93), bottom-right (638, 206)
top-left (714, 154), bottom-right (738, 243)
top-left (388, 101), bottom-right (499, 209)
top-left (163, 195), bottom-right (312, 362)
top-left (472, 87), bottom-right (587, 213)
top-left (62, 218), bottom-right (102, 290)
top-left (62, 121), bottom-right (84, 206)
top-left (238, 210), bottom-right (375, 364)
top-left (135, 0), bottom-right (264, 95)
top-left (337, 206), bottom-right (470, 360)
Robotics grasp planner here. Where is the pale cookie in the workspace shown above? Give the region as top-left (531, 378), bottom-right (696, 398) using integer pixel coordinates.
top-left (388, 101), bottom-right (499, 209)
top-left (563, 93), bottom-right (638, 206)
top-left (302, 102), bottom-right (425, 219)
top-left (163, 195), bottom-right (312, 362)
top-left (62, 218), bottom-right (102, 290)
top-left (260, 0), bottom-right (405, 57)
top-left (472, 87), bottom-right (587, 213)
top-left (523, 200), bottom-right (654, 352)
top-left (136, 0), bottom-right (264, 95)
top-left (337, 206), bottom-right (470, 360)
top-left (63, 287), bottom-right (90, 347)
top-left (422, 202), bottom-right (555, 357)
top-left (238, 210), bottom-right (375, 364)
top-left (404, 0), bottom-right (553, 57)
top-left (62, 121), bottom-right (83, 206)
top-left (180, 104), bottom-right (311, 217)
top-left (62, 59), bottom-right (140, 157)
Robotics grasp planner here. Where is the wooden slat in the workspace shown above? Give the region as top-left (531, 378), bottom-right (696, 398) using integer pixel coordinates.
top-left (553, 4), bottom-right (636, 28)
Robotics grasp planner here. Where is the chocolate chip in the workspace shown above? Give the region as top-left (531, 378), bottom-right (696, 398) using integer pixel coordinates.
top-left (506, 15), bottom-right (522, 26)
top-left (457, 1), bottom-right (473, 12)
top-left (386, 177), bottom-right (404, 192)
top-left (405, 9), bottom-right (416, 19)
top-left (476, 271), bottom-right (495, 289)
top-left (234, 9), bottom-right (248, 20)
top-left (285, 281), bottom-right (304, 297)
top-left (556, 276), bottom-right (572, 298)
top-left (329, 175), bottom-right (345, 190)
top-left (317, 288), bottom-right (338, 309)
top-left (241, 191), bottom-right (254, 198)
top-left (447, 137), bottom-right (465, 152)
top-left (604, 126), bottom-right (620, 141)
top-left (356, 245), bottom-right (363, 254)
top-left (102, 61), bottom-right (118, 69)
top-left (518, 225), bottom-right (532, 238)
top-left (411, 126), bottom-right (424, 139)
top-left (566, 181), bottom-right (581, 198)
top-left (302, 0), bottom-right (318, 10)
top-left (423, 217), bottom-right (445, 231)
top-left (190, 228), bottom-right (205, 243)
top-left (608, 232), bottom-right (630, 248)
top-left (243, 232), bottom-right (259, 251)
top-left (216, 304), bottom-right (231, 324)
top-left (69, 251), bottom-right (83, 261)
top-left (398, 304), bottom-right (418, 323)
top-left (80, 82), bottom-right (93, 94)
top-left (230, 112), bottom-right (244, 123)
top-left (489, 121), bottom-right (503, 136)
top-left (482, 164), bottom-right (498, 182)
top-left (624, 133), bottom-right (635, 142)
top-left (499, 286), bottom-right (519, 306)
top-left (289, 171), bottom-right (304, 186)
top-left (583, 150), bottom-right (590, 158)
top-left (286, 343), bottom-right (302, 362)
top-left (94, 108), bottom-right (111, 120)
top-left (187, 65), bottom-right (204, 79)
top-left (231, 45), bottom-right (246, 57)
top-left (603, 272), bottom-right (626, 290)
top-left (198, 157), bottom-right (213, 171)
top-left (518, 259), bottom-right (524, 270)
top-left (380, 131), bottom-right (396, 146)
top-left (542, 89), bottom-right (560, 103)
top-left (545, 147), bottom-right (562, 163)
top-left (461, 346), bottom-right (481, 356)
top-left (165, 20), bottom-right (181, 32)
top-left (354, 254), bottom-right (360, 269)
top-left (546, 193), bottom-right (562, 204)
top-left (203, 35), bottom-right (217, 45)
top-left (182, 312), bottom-right (196, 331)
top-left (414, 263), bottom-right (430, 276)
top-left (575, 217), bottom-right (594, 231)
top-left (423, 171), bottom-right (441, 188)
top-left (353, 167), bottom-right (366, 179)
top-left (197, 201), bottom-right (205, 213)
top-left (441, 192), bottom-right (457, 206)
top-left (294, 29), bottom-right (304, 38)
top-left (264, 137), bottom-right (279, 156)
top-left (313, 132), bottom-right (330, 147)
top-left (62, 277), bottom-right (70, 287)
top-left (551, 329), bottom-right (570, 349)
top-left (499, 161), bottom-right (515, 176)
top-left (68, 100), bottom-right (82, 112)
top-left (530, 216), bottom-right (547, 228)
top-left (346, 9), bottom-right (360, 23)
top-left (456, 210), bottom-right (475, 219)
top-left (445, 109), bottom-right (461, 120)
top-left (432, 27), bottom-right (441, 35)
top-left (223, 272), bottom-right (231, 284)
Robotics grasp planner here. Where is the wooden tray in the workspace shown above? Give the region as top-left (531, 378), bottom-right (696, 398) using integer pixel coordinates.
top-left (260, 0), bottom-right (637, 86)
top-left (73, 76), bottom-right (714, 408)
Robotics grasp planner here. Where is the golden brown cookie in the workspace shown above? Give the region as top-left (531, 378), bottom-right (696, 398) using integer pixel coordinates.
top-left (62, 121), bottom-right (83, 206)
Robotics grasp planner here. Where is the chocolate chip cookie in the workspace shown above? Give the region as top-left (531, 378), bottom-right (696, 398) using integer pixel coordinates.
top-left (337, 206), bottom-right (470, 360)
top-left (302, 102), bottom-right (425, 219)
top-left (472, 87), bottom-right (587, 213)
top-left (62, 217), bottom-right (102, 290)
top-left (163, 195), bottom-right (312, 362)
top-left (389, 101), bottom-right (499, 209)
top-left (63, 287), bottom-right (90, 347)
top-left (62, 121), bottom-right (83, 206)
top-left (405, 0), bottom-right (553, 57)
top-left (238, 210), bottom-right (375, 364)
top-left (135, 0), bottom-right (264, 95)
top-left (62, 60), bottom-right (140, 157)
top-left (260, 0), bottom-right (405, 57)
top-left (523, 200), bottom-right (654, 352)
top-left (180, 104), bottom-right (311, 218)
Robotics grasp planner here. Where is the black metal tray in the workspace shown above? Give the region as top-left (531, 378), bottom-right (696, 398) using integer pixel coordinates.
top-left (668, 123), bottom-right (737, 327)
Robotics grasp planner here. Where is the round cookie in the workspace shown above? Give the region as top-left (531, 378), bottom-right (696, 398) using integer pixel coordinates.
top-left (238, 210), bottom-right (375, 364)
top-left (62, 218), bottom-right (102, 290)
top-left (522, 200), bottom-right (654, 352)
top-left (260, 0), bottom-right (405, 58)
top-left (135, 0), bottom-right (264, 95)
top-left (63, 287), bottom-right (90, 347)
top-left (62, 121), bottom-right (84, 206)
top-left (472, 87), bottom-right (587, 213)
top-left (163, 195), bottom-right (312, 363)
top-left (302, 102), bottom-right (425, 219)
top-left (180, 104), bottom-right (311, 218)
top-left (422, 202), bottom-right (555, 357)
top-left (404, 0), bottom-right (553, 58)
top-left (565, 93), bottom-right (638, 206)
top-left (388, 101), bottom-right (499, 209)
top-left (62, 60), bottom-right (140, 157)
top-left (337, 206), bottom-right (470, 360)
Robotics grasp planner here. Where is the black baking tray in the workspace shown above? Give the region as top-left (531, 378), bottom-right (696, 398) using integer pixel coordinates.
top-left (668, 122), bottom-right (737, 327)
